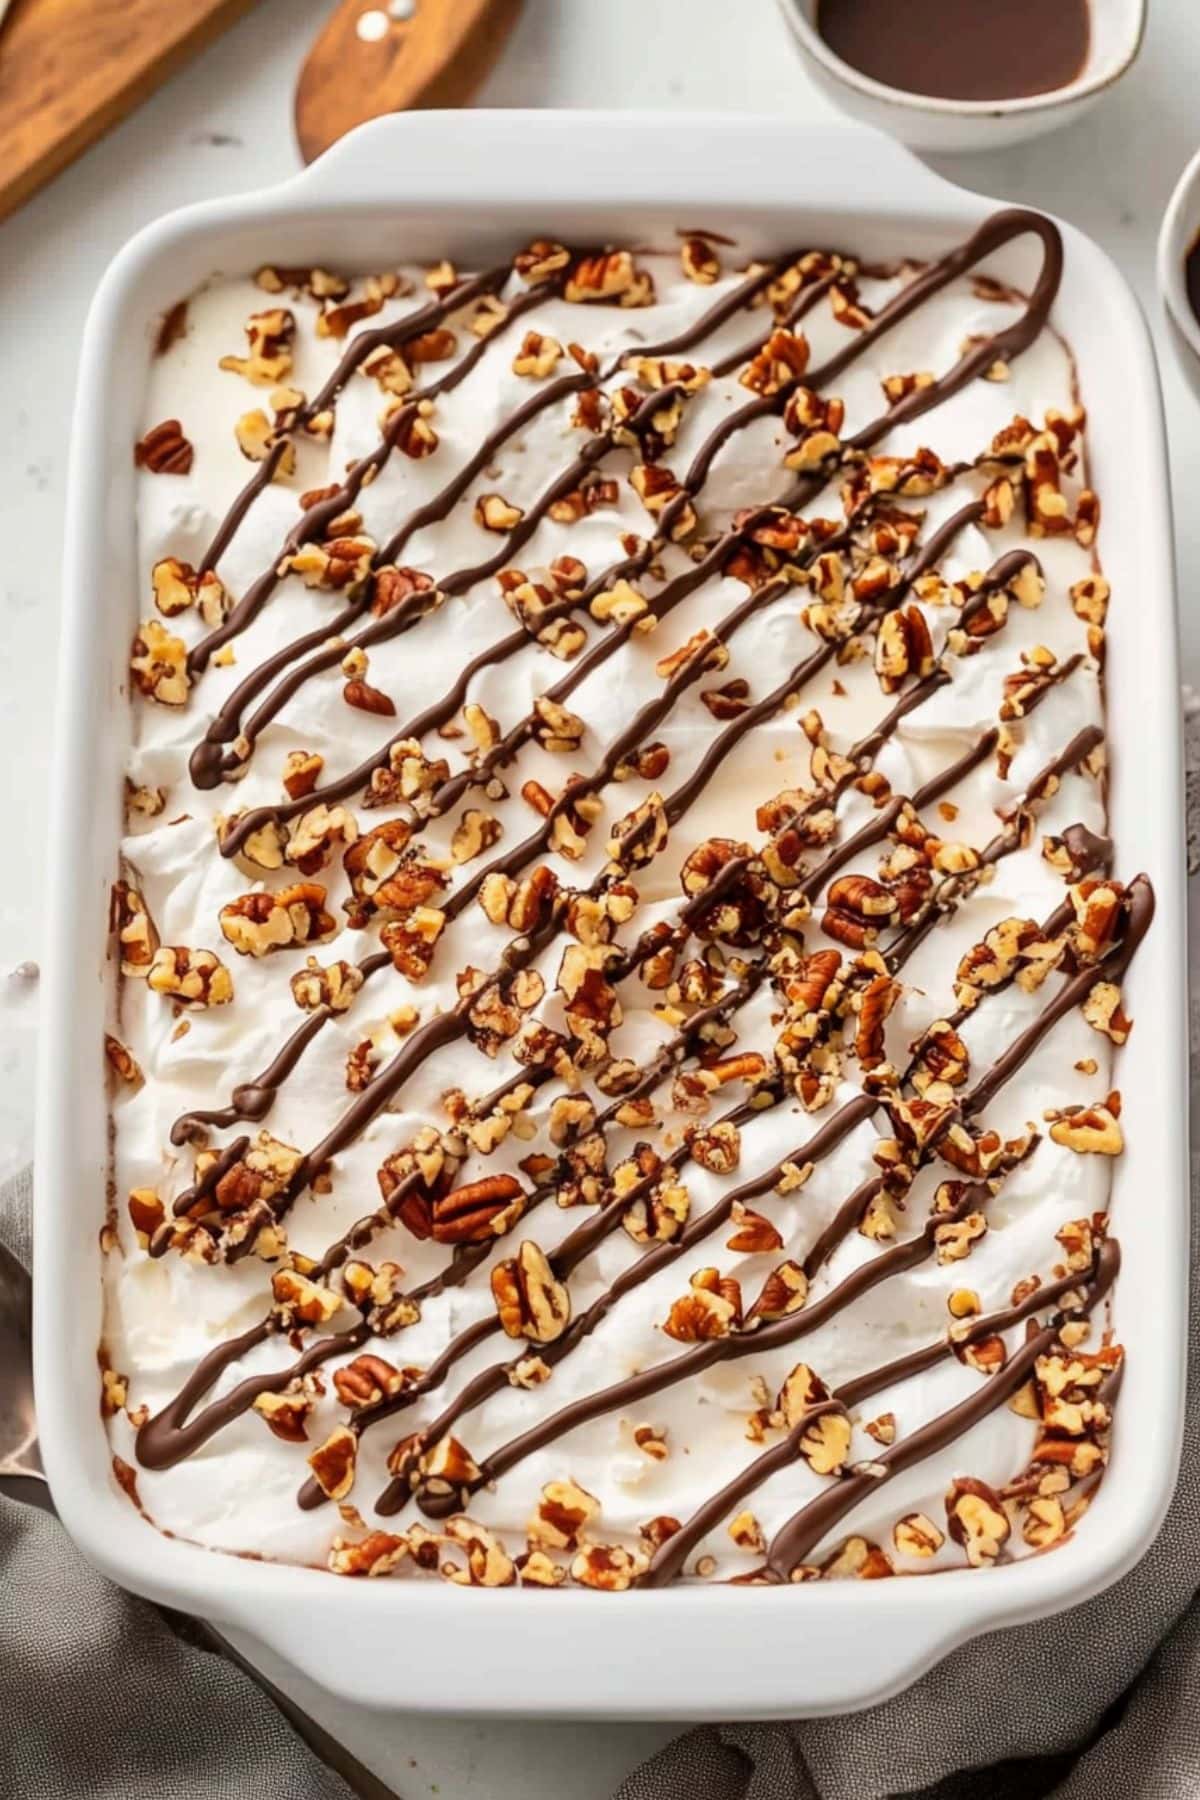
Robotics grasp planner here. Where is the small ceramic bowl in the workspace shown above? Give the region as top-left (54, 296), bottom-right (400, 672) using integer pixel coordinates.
top-left (776, 0), bottom-right (1146, 154)
top-left (1158, 146), bottom-right (1200, 402)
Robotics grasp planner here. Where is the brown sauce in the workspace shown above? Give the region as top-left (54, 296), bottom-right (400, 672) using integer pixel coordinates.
top-left (1185, 233), bottom-right (1200, 329)
top-left (816, 0), bottom-right (1091, 104)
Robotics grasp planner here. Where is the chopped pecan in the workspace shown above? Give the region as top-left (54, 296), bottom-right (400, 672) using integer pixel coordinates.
top-left (146, 946), bottom-right (233, 1007)
top-left (290, 956), bottom-right (363, 1013)
top-left (747, 1258), bottom-right (809, 1322)
top-left (564, 250), bottom-right (653, 306)
top-left (570, 1544), bottom-right (647, 1591)
top-left (893, 1513), bottom-right (944, 1558)
top-left (1048, 1103), bottom-right (1123, 1156)
top-left (855, 974), bottom-right (898, 1070)
top-left (307, 1425), bottom-right (357, 1502)
top-left (329, 1531), bottom-right (409, 1577)
top-left (252, 1373), bottom-right (324, 1443)
top-left (874, 605), bottom-right (934, 693)
top-left (945, 1477), bottom-right (1010, 1566)
top-left (799, 1410), bottom-right (852, 1475)
top-left (130, 619), bottom-right (189, 705)
top-left (740, 328), bottom-right (810, 397)
top-left (531, 695), bottom-right (585, 752)
top-left (110, 881), bottom-right (158, 975)
top-left (681, 236), bottom-right (722, 283)
top-left (557, 942), bottom-right (622, 1065)
top-left (220, 882), bottom-right (336, 956)
top-left (725, 1201), bottom-right (782, 1254)
top-left (491, 1241), bottom-right (571, 1344)
top-left (528, 1477), bottom-right (600, 1551)
top-left (219, 307), bottom-right (295, 385)
top-left (680, 838), bottom-right (772, 946)
top-left (687, 1119), bottom-right (742, 1177)
top-left (333, 1354), bottom-right (409, 1408)
top-left (1081, 981), bottom-right (1131, 1044)
top-left (283, 535), bottom-right (376, 591)
top-left (662, 1268), bottom-right (741, 1341)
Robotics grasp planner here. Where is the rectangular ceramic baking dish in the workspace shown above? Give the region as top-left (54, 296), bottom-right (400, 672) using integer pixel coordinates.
top-left (36, 111), bottom-right (1186, 1720)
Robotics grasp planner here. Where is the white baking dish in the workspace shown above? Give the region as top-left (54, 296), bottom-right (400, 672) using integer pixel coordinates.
top-left (36, 112), bottom-right (1186, 1720)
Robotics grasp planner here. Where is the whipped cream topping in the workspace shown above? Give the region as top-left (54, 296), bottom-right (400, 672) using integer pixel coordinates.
top-left (102, 221), bottom-right (1144, 1589)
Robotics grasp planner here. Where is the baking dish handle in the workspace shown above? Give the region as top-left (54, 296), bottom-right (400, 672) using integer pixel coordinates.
top-left (280, 109), bottom-right (967, 217)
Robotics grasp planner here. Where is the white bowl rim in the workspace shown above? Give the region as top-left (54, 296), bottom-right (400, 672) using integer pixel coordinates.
top-left (776, 0), bottom-right (1147, 120)
top-left (1157, 143), bottom-right (1200, 361)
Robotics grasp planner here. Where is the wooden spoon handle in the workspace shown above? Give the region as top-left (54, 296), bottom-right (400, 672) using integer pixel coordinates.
top-left (295, 0), bottom-right (523, 165)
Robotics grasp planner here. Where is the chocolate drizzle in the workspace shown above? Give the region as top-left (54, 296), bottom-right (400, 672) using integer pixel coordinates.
top-left (203, 208), bottom-right (1059, 813)
top-left (642, 1247), bottom-right (1112, 1586)
top-left (123, 212), bottom-right (1146, 1587)
top-left (759, 1236), bottom-right (1121, 1582)
top-left (378, 879), bottom-right (1149, 1522)
top-left (189, 265), bottom-right (514, 679)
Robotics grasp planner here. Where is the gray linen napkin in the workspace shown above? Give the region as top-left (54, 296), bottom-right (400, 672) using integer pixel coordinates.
top-left (0, 1168), bottom-right (356, 1800)
top-left (616, 716), bottom-right (1200, 1800)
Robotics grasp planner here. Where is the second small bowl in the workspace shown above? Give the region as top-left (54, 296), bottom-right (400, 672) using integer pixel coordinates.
top-left (776, 0), bottom-right (1146, 154)
top-left (1158, 146), bottom-right (1200, 402)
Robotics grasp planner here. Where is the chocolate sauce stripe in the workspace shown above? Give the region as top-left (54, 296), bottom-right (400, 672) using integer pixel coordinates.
top-left (760, 1237), bottom-right (1120, 1579)
top-left (390, 878), bottom-right (1148, 1519)
top-left (641, 1243), bottom-right (1104, 1585)
top-left (708, 269), bottom-right (843, 380)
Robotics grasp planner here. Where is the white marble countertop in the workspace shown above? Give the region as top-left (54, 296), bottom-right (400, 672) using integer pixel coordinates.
top-left (3, 0), bottom-right (1199, 1792)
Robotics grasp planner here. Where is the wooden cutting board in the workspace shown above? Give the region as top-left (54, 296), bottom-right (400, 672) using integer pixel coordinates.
top-left (0, 0), bottom-right (264, 225)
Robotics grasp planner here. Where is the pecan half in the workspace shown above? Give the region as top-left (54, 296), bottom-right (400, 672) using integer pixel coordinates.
top-left (491, 1241), bottom-right (571, 1344)
top-left (432, 1174), bottom-right (527, 1244)
top-left (135, 419), bottom-right (193, 474)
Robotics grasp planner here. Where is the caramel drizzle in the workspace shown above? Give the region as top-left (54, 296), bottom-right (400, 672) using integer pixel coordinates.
top-left (411, 882), bottom-right (1148, 1522)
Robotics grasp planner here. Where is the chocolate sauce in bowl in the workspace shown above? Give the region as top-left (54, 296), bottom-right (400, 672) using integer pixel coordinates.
top-left (1185, 233), bottom-right (1200, 330)
top-left (816, 0), bottom-right (1091, 104)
